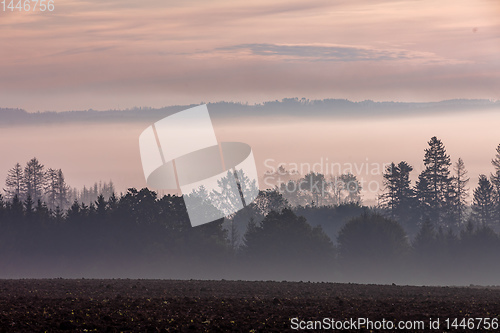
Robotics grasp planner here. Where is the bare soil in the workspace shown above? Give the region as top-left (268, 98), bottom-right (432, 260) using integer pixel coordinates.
top-left (0, 279), bottom-right (499, 332)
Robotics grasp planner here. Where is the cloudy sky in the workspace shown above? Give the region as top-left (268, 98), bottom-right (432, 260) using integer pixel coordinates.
top-left (1, 0), bottom-right (499, 111)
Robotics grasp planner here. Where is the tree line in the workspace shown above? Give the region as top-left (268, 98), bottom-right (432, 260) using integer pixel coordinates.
top-left (3, 157), bottom-right (115, 210)
top-left (0, 187), bottom-right (500, 283)
top-left (381, 137), bottom-right (500, 235)
top-left (263, 168), bottom-right (363, 207)
top-left (4, 158), bottom-right (69, 211)
top-left (1, 137), bottom-right (500, 283)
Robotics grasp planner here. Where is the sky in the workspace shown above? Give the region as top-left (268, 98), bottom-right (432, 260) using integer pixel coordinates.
top-left (0, 0), bottom-right (499, 112)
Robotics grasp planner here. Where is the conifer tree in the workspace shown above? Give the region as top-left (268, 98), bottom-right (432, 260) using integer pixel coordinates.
top-left (45, 168), bottom-right (59, 210)
top-left (415, 137), bottom-right (452, 225)
top-left (472, 174), bottom-right (495, 226)
top-left (24, 158), bottom-right (45, 203)
top-left (55, 169), bottom-right (70, 210)
top-left (382, 161), bottom-right (415, 222)
top-left (4, 163), bottom-right (25, 200)
top-left (446, 158), bottom-right (469, 227)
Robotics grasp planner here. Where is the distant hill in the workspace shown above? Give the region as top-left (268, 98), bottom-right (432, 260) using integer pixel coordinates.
top-left (1, 98), bottom-right (499, 126)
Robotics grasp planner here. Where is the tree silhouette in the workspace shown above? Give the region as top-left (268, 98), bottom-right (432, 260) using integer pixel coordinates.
top-left (299, 172), bottom-right (328, 206)
top-left (5, 137), bottom-right (500, 282)
top-left (24, 195), bottom-right (35, 221)
top-left (55, 169), bottom-right (70, 210)
top-left (472, 174), bottom-right (495, 226)
top-left (251, 189), bottom-right (289, 216)
top-left (416, 137), bottom-right (451, 225)
top-left (45, 168), bottom-right (59, 210)
top-left (279, 179), bottom-right (310, 206)
top-left (4, 163), bottom-right (25, 200)
top-left (24, 158), bottom-right (46, 203)
top-left (233, 168), bottom-right (259, 205)
top-left (225, 190), bottom-right (283, 250)
top-left (382, 161), bottom-right (416, 231)
top-left (209, 170), bottom-right (246, 217)
top-left (415, 172), bottom-right (432, 222)
top-left (328, 173), bottom-right (363, 205)
top-left (382, 162), bottom-right (398, 215)
top-left (8, 195), bottom-right (24, 222)
top-left (95, 194), bottom-right (107, 220)
top-left (442, 158), bottom-right (469, 228)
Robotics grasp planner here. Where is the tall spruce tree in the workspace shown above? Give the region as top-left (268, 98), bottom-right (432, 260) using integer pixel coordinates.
top-left (382, 161), bottom-right (415, 222)
top-left (415, 137), bottom-right (452, 225)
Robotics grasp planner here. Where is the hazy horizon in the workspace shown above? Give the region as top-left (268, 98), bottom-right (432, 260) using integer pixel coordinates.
top-left (1, 101), bottom-right (499, 206)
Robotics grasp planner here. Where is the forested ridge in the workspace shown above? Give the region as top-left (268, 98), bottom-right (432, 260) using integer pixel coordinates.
top-left (1, 98), bottom-right (499, 125)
